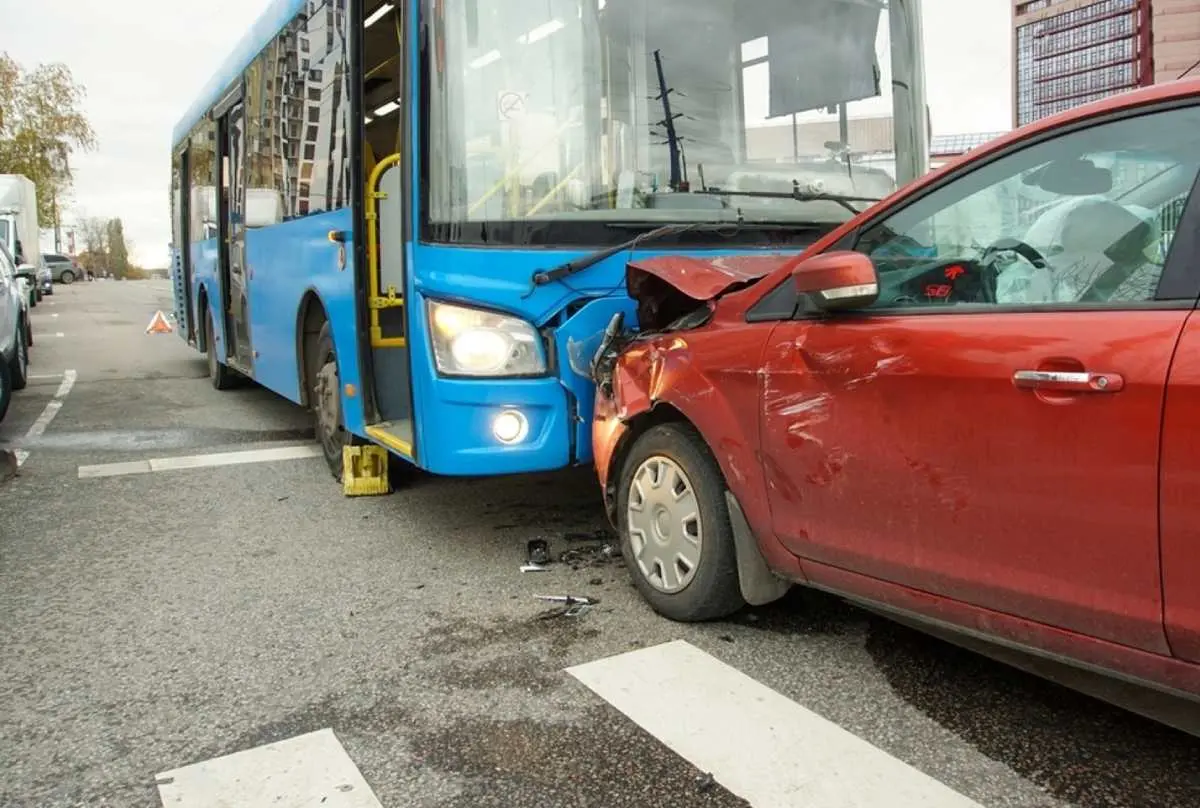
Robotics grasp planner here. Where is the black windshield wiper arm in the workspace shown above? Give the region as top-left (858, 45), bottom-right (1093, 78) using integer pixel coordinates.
top-left (697, 181), bottom-right (880, 215)
top-left (532, 221), bottom-right (730, 286)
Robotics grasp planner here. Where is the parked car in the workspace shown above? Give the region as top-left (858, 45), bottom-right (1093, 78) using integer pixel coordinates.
top-left (35, 258), bottom-right (53, 297)
top-left (0, 242), bottom-right (30, 422)
top-left (592, 78), bottom-right (1200, 732)
top-left (41, 252), bottom-right (80, 285)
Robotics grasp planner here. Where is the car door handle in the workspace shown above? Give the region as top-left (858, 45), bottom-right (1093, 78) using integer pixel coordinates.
top-left (1013, 370), bottom-right (1124, 393)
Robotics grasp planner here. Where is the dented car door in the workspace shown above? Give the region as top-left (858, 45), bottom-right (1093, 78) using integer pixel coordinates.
top-left (760, 101), bottom-right (1200, 655)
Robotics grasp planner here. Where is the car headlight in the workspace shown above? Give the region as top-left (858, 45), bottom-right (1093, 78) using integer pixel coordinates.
top-left (427, 300), bottom-right (546, 377)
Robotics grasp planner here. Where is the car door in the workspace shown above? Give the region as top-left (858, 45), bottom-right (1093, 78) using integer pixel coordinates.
top-left (0, 245), bottom-right (17, 356)
top-left (760, 100), bottom-right (1200, 654)
top-left (1159, 210), bottom-right (1200, 664)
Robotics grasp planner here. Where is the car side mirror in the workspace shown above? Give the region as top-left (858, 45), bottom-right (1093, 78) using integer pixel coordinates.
top-left (791, 250), bottom-right (879, 312)
top-left (14, 264), bottom-right (35, 281)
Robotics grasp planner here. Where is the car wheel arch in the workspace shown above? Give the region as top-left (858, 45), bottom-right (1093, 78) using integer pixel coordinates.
top-left (608, 400), bottom-right (791, 608)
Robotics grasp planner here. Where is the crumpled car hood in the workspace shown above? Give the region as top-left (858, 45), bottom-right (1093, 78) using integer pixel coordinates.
top-left (627, 253), bottom-right (796, 301)
top-left (626, 253), bottom-right (797, 331)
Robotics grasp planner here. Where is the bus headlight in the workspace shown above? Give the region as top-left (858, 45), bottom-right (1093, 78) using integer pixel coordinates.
top-left (427, 300), bottom-right (546, 377)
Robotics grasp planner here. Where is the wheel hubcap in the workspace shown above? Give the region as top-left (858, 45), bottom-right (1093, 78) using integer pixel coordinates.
top-left (627, 456), bottom-right (703, 593)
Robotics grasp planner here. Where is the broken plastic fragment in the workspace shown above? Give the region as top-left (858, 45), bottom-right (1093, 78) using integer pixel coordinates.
top-left (527, 539), bottom-right (551, 565)
top-left (534, 594), bottom-right (599, 618)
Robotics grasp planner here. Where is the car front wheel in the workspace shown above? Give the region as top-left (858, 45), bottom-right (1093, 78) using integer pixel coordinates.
top-left (9, 323), bottom-right (28, 392)
top-left (617, 423), bottom-right (746, 622)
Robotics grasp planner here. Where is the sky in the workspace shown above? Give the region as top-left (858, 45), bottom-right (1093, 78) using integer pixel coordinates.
top-left (1, 0), bottom-right (1013, 268)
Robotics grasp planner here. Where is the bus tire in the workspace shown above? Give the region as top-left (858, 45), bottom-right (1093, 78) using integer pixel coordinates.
top-left (314, 321), bottom-right (355, 480)
top-left (205, 309), bottom-right (237, 391)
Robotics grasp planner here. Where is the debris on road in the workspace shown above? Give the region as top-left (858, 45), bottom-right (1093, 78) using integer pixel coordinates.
top-left (561, 542), bottom-right (622, 570)
top-left (520, 564), bottom-right (549, 573)
top-left (527, 539), bottom-right (551, 565)
top-left (534, 594), bottom-right (599, 619)
top-left (564, 528), bottom-right (615, 543)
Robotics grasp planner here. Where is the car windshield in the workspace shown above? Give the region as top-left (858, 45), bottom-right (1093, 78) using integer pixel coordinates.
top-left (918, 148), bottom-right (1193, 267)
top-left (0, 219), bottom-right (10, 251)
top-left (425, 0), bottom-right (921, 238)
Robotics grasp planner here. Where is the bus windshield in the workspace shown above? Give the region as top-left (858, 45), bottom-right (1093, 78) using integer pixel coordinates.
top-left (425, 0), bottom-right (924, 241)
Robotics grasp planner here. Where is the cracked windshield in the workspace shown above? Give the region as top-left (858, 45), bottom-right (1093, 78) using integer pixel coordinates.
top-left (4, 0), bottom-right (1200, 806)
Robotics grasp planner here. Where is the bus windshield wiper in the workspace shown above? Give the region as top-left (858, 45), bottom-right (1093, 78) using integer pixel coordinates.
top-left (530, 219), bottom-right (831, 287)
top-left (531, 221), bottom-right (739, 287)
top-left (697, 181), bottom-right (881, 216)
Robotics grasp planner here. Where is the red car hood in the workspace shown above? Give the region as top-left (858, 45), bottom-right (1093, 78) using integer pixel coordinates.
top-left (625, 253), bottom-right (799, 331)
top-left (626, 253), bottom-right (797, 301)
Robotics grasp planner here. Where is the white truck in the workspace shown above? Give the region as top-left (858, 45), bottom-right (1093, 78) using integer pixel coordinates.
top-left (0, 175), bottom-right (42, 306)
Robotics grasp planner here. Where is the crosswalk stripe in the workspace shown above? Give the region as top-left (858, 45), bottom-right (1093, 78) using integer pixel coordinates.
top-left (567, 640), bottom-right (987, 808)
top-left (155, 728), bottom-right (382, 807)
top-left (78, 443), bottom-right (322, 478)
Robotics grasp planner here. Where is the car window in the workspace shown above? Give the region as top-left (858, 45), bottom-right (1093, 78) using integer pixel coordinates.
top-left (854, 104), bottom-right (1200, 310)
top-left (0, 244), bottom-right (14, 282)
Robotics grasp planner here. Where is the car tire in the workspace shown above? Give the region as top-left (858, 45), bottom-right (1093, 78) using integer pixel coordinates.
top-left (0, 353), bottom-right (10, 422)
top-left (9, 323), bottom-right (29, 392)
top-left (23, 314), bottom-right (32, 348)
top-left (205, 308), bottom-right (237, 391)
top-left (60, 270), bottom-right (75, 284)
top-left (616, 422), bottom-right (747, 622)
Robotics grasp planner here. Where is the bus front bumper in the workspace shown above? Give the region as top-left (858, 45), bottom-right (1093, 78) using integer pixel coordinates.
top-left (415, 296), bottom-right (637, 477)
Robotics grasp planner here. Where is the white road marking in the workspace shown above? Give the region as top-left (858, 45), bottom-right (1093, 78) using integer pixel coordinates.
top-left (28, 373), bottom-right (63, 380)
top-left (155, 728), bottom-right (382, 808)
top-left (51, 332), bottom-right (65, 338)
top-left (14, 370), bottom-right (77, 467)
top-left (567, 640), bottom-right (986, 808)
top-left (78, 443), bottom-right (323, 478)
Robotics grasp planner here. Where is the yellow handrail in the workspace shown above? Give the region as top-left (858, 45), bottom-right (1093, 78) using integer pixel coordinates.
top-left (466, 119), bottom-right (577, 216)
top-left (365, 153), bottom-right (405, 347)
top-left (527, 163), bottom-right (583, 216)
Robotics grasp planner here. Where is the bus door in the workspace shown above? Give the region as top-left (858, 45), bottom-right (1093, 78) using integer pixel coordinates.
top-left (217, 99), bottom-right (254, 374)
top-left (172, 148), bottom-right (196, 344)
top-left (366, 159), bottom-right (415, 456)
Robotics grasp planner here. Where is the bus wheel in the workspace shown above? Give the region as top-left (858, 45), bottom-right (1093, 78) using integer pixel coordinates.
top-left (206, 309), bottom-right (237, 391)
top-left (314, 321), bottom-right (352, 480)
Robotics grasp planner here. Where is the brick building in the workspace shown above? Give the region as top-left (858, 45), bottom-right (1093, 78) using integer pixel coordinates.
top-left (1013, 0), bottom-right (1200, 127)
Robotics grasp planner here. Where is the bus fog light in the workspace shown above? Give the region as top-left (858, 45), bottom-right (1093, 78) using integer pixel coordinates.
top-left (492, 410), bottom-right (529, 444)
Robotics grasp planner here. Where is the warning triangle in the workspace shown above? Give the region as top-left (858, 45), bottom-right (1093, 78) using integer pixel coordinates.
top-left (145, 310), bottom-right (173, 334)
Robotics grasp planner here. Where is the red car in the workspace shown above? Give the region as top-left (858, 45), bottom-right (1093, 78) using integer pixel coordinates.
top-left (592, 78), bottom-right (1200, 732)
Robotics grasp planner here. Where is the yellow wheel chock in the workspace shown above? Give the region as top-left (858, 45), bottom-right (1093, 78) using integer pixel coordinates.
top-left (342, 445), bottom-right (392, 497)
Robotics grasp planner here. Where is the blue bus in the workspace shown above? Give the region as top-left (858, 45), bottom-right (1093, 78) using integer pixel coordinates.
top-left (169, 0), bottom-right (929, 482)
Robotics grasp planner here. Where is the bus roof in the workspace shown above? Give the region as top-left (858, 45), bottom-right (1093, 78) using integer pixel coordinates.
top-left (171, 0), bottom-right (306, 148)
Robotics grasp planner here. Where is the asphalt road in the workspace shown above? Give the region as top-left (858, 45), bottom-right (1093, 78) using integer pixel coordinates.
top-left (1, 280), bottom-right (1198, 808)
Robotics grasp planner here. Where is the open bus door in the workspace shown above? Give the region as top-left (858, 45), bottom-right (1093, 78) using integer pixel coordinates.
top-left (215, 97), bottom-right (255, 375)
top-left (362, 156), bottom-right (416, 459)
